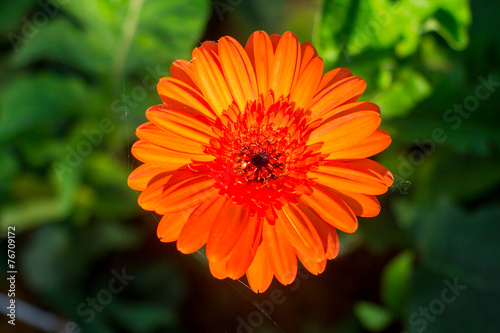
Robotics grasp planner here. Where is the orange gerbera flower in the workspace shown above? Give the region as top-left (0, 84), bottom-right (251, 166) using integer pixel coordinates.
top-left (128, 31), bottom-right (393, 293)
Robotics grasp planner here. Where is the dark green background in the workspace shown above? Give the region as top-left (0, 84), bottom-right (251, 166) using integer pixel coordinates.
top-left (1, 0), bottom-right (499, 332)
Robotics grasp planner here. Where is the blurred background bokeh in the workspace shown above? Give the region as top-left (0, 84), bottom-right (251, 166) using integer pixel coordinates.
top-left (1, 0), bottom-right (499, 332)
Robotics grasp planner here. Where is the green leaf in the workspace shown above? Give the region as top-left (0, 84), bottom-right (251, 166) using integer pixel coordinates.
top-left (0, 168), bottom-right (80, 232)
top-left (424, 153), bottom-right (500, 202)
top-left (381, 251), bottom-right (414, 317)
top-left (0, 74), bottom-right (89, 141)
top-left (316, 0), bottom-right (471, 64)
top-left (0, 0), bottom-right (34, 34)
top-left (372, 67), bottom-right (433, 119)
top-left (0, 147), bottom-right (19, 190)
top-left (405, 267), bottom-right (499, 333)
top-left (431, 0), bottom-right (471, 50)
top-left (315, 0), bottom-right (361, 64)
top-left (354, 301), bottom-right (393, 332)
top-left (388, 147), bottom-right (500, 203)
top-left (13, 19), bottom-right (107, 73)
top-left (13, 0), bottom-right (211, 78)
top-left (125, 0), bottom-right (210, 72)
top-left (20, 224), bottom-right (75, 294)
top-left (402, 200), bottom-right (500, 332)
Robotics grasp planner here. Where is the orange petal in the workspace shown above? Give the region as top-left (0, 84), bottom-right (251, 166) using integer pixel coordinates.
top-left (246, 245), bottom-right (273, 293)
top-left (157, 78), bottom-right (216, 119)
top-left (206, 201), bottom-right (250, 262)
top-left (311, 161), bottom-right (389, 195)
top-left (289, 57), bottom-right (323, 111)
top-left (319, 101), bottom-right (380, 121)
top-left (209, 257), bottom-right (230, 279)
top-left (299, 41), bottom-right (318, 73)
top-left (146, 105), bottom-right (214, 144)
top-left (128, 164), bottom-right (169, 191)
top-left (269, 34), bottom-right (281, 51)
top-left (296, 250), bottom-right (327, 275)
top-left (327, 129), bottom-right (392, 159)
top-left (308, 111), bottom-right (381, 154)
top-left (138, 172), bottom-right (174, 211)
top-left (176, 195), bottom-right (226, 254)
top-left (170, 59), bottom-right (198, 90)
top-left (330, 189), bottom-right (381, 217)
top-left (192, 46), bottom-right (233, 116)
top-left (155, 174), bottom-right (217, 214)
top-left (198, 40), bottom-right (218, 54)
top-left (297, 201), bottom-right (339, 260)
top-left (263, 222), bottom-right (297, 285)
top-left (157, 208), bottom-right (196, 243)
top-left (136, 122), bottom-right (205, 155)
top-left (276, 204), bottom-right (325, 261)
top-left (300, 185), bottom-right (358, 233)
top-left (317, 67), bottom-right (353, 92)
top-left (309, 76), bottom-right (366, 118)
top-left (245, 31), bottom-right (274, 98)
top-left (349, 159), bottom-right (394, 187)
top-left (225, 214), bottom-right (263, 279)
top-left (270, 31), bottom-right (301, 100)
top-left (219, 36), bottom-right (257, 112)
top-left (131, 140), bottom-right (197, 170)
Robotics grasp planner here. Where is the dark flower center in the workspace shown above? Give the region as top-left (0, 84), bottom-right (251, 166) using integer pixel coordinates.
top-left (250, 152), bottom-right (270, 168)
top-left (232, 142), bottom-right (285, 183)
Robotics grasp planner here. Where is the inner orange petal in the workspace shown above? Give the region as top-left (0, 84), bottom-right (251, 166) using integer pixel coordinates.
top-left (298, 201), bottom-right (339, 260)
top-left (219, 36), bottom-right (258, 112)
top-left (327, 129), bottom-right (392, 159)
top-left (206, 201), bottom-right (250, 263)
top-left (300, 185), bottom-right (358, 233)
top-left (309, 111), bottom-right (381, 154)
top-left (157, 77), bottom-right (216, 119)
top-left (170, 59), bottom-right (198, 91)
top-left (277, 204), bottom-right (325, 261)
top-left (309, 76), bottom-right (366, 117)
top-left (246, 244), bottom-right (273, 293)
top-left (192, 47), bottom-right (233, 116)
top-left (128, 164), bottom-right (170, 191)
top-left (157, 208), bottom-right (196, 243)
top-left (225, 214), bottom-right (263, 279)
top-left (131, 140), bottom-right (196, 170)
top-left (136, 122), bottom-right (205, 155)
top-left (176, 195), bottom-right (226, 254)
top-left (299, 41), bottom-right (319, 73)
top-left (270, 31), bottom-right (301, 100)
top-left (317, 67), bottom-right (353, 92)
top-left (311, 162), bottom-right (389, 195)
top-left (146, 105), bottom-right (215, 144)
top-left (263, 222), bottom-right (298, 285)
top-left (245, 30), bottom-right (274, 97)
top-left (289, 57), bottom-right (323, 111)
top-left (155, 175), bottom-right (217, 214)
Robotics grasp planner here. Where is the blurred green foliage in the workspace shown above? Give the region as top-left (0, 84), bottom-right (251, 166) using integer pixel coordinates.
top-left (315, 0), bottom-right (500, 332)
top-left (1, 0), bottom-right (209, 331)
top-left (1, 0), bottom-right (499, 332)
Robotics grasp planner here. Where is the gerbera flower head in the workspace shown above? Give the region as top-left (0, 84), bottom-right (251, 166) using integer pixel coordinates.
top-left (128, 31), bottom-right (393, 293)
